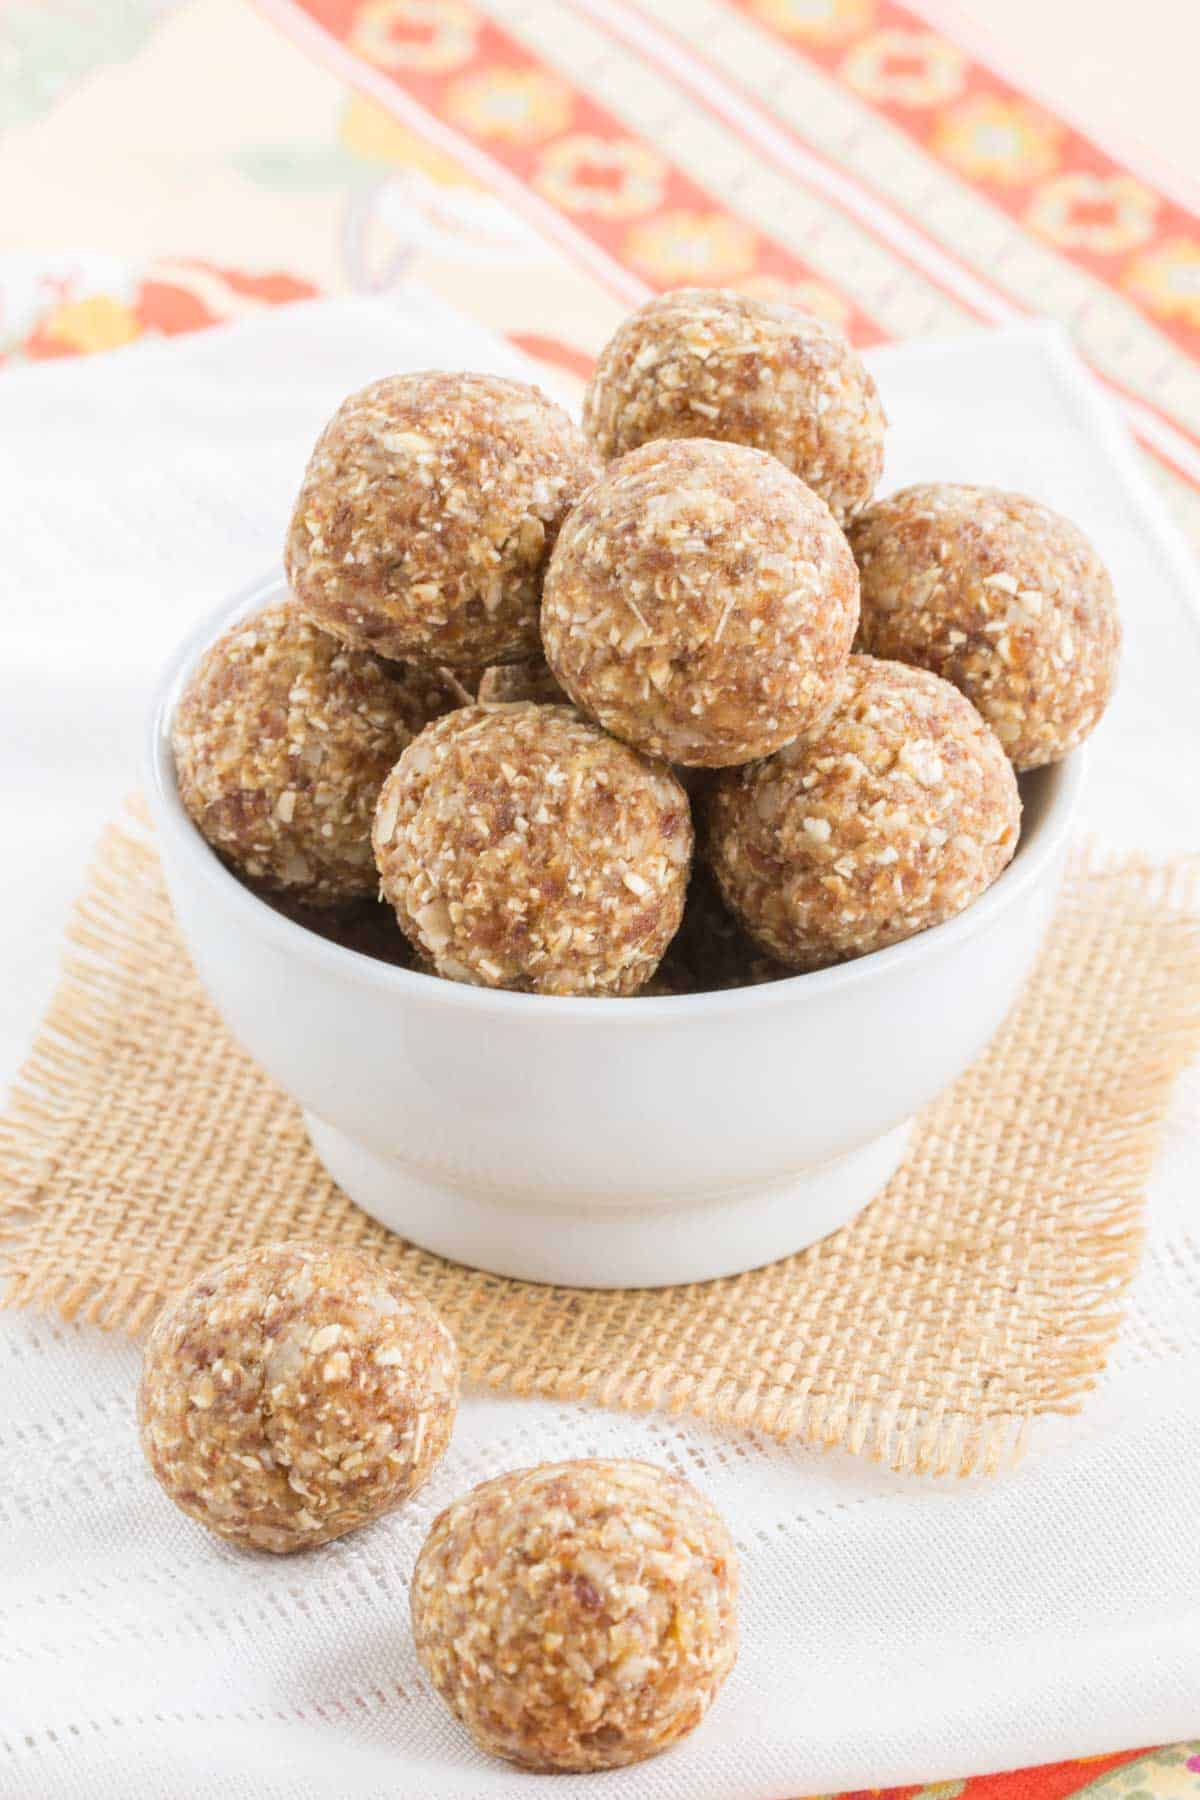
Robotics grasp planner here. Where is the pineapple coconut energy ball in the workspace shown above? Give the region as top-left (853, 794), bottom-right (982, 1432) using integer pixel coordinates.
top-left (172, 601), bottom-right (457, 907)
top-left (583, 287), bottom-right (886, 525)
top-left (542, 436), bottom-right (860, 767)
top-left (410, 1459), bottom-right (739, 1772)
top-left (706, 657), bottom-right (1022, 971)
top-left (850, 483), bottom-right (1121, 770)
top-left (138, 1243), bottom-right (460, 1553)
top-left (373, 704), bottom-right (692, 996)
top-left (285, 371), bottom-right (599, 669)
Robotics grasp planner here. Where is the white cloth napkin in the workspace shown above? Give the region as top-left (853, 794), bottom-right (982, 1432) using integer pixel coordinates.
top-left (1, 294), bottom-right (1198, 1800)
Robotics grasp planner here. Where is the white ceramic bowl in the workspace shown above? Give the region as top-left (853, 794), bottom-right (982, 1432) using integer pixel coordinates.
top-left (147, 574), bottom-right (1084, 1288)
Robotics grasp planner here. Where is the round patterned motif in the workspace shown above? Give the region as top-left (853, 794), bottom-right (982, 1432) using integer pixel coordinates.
top-left (1124, 236), bottom-right (1200, 329)
top-left (444, 66), bottom-right (573, 144)
top-left (747, 0), bottom-right (875, 44)
top-left (533, 134), bottom-right (666, 220)
top-left (842, 29), bottom-right (966, 108)
top-left (623, 210), bottom-right (759, 284)
top-left (933, 94), bottom-right (1062, 186)
top-left (349, 0), bottom-right (479, 75)
top-left (1028, 172), bottom-right (1160, 255)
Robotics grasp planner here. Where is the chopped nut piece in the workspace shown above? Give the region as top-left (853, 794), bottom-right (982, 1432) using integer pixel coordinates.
top-left (476, 657), bottom-right (567, 706)
top-left (850, 484), bottom-right (1120, 770)
top-left (138, 1243), bottom-right (460, 1553)
top-left (411, 1459), bottom-right (738, 1772)
top-left (284, 373), bottom-right (600, 668)
top-left (172, 603), bottom-right (458, 907)
top-left (542, 438), bottom-right (859, 766)
top-left (583, 288), bottom-right (885, 524)
top-left (705, 656), bottom-right (1021, 968)
top-left (373, 705), bottom-right (692, 996)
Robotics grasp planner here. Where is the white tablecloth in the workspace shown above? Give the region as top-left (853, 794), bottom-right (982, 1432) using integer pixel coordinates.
top-left (1, 295), bottom-right (1198, 1799)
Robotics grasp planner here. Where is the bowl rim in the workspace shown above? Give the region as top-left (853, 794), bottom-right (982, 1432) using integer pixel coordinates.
top-left (146, 571), bottom-right (1086, 1024)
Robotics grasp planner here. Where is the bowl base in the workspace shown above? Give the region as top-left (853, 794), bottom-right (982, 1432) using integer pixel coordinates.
top-left (303, 1114), bottom-right (913, 1288)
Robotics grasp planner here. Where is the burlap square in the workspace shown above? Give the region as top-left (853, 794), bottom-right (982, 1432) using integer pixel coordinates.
top-left (3, 804), bottom-right (1198, 1476)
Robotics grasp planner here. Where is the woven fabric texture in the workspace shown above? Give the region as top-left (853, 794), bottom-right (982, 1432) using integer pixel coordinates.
top-left (3, 804), bottom-right (1198, 1479)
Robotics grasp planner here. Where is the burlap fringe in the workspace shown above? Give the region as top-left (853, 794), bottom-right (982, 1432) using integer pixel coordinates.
top-left (2, 803), bottom-right (1198, 1478)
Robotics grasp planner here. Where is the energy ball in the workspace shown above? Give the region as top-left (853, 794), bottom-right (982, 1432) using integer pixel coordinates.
top-left (410, 1459), bottom-right (738, 1772)
top-left (373, 704), bottom-right (692, 996)
top-left (138, 1242), bottom-right (459, 1554)
top-left (285, 372), bottom-right (600, 669)
top-left (583, 288), bottom-right (885, 524)
top-left (541, 438), bottom-right (859, 766)
top-left (850, 484), bottom-right (1120, 770)
top-left (706, 655), bottom-right (1021, 969)
top-left (173, 603), bottom-right (456, 907)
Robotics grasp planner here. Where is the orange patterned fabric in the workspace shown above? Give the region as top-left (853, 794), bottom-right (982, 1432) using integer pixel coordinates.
top-left (256, 0), bottom-right (1199, 496)
top-left (746, 2), bottom-right (1199, 358)
top-left (2, 0), bottom-right (1197, 1786)
top-left (840, 1746), bottom-right (1200, 1800)
top-left (273, 0), bottom-right (886, 338)
top-left (12, 259), bottom-right (317, 363)
top-left (836, 1751), bottom-right (1139, 1800)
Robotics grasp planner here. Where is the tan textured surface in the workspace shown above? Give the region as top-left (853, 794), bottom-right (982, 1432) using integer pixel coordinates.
top-left (138, 1241), bottom-right (460, 1554)
top-left (2, 803), bottom-right (1198, 1477)
top-left (850, 486), bottom-right (1121, 772)
top-left (542, 438), bottom-right (859, 767)
top-left (705, 657), bottom-right (1021, 969)
top-left (411, 1458), bottom-right (738, 1772)
top-left (172, 602), bottom-right (457, 907)
top-left (583, 290), bottom-right (885, 526)
top-left (373, 705), bottom-right (693, 995)
top-left (285, 373), bottom-right (599, 670)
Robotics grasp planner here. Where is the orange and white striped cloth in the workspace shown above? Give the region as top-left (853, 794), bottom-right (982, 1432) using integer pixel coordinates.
top-left (5, 0), bottom-right (1199, 544)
